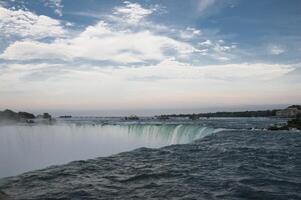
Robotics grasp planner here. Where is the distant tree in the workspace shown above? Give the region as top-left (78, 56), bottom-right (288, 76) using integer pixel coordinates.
top-left (288, 105), bottom-right (301, 110)
top-left (0, 109), bottom-right (19, 121)
top-left (125, 115), bottom-right (139, 120)
top-left (189, 114), bottom-right (199, 120)
top-left (18, 112), bottom-right (35, 119)
top-left (0, 109), bottom-right (35, 122)
top-left (43, 113), bottom-right (52, 119)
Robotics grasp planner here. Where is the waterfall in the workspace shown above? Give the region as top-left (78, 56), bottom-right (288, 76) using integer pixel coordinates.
top-left (124, 124), bottom-right (217, 144)
top-left (0, 123), bottom-right (220, 178)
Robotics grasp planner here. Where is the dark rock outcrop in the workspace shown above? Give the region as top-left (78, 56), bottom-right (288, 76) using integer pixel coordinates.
top-left (269, 115), bottom-right (301, 130)
top-left (276, 105), bottom-right (301, 118)
top-left (0, 190), bottom-right (10, 200)
top-left (287, 117), bottom-right (301, 129)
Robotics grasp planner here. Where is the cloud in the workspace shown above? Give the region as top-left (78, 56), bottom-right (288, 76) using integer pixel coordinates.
top-left (0, 1), bottom-right (235, 65)
top-left (179, 27), bottom-right (202, 39)
top-left (0, 59), bottom-right (293, 83)
top-left (0, 40), bottom-right (72, 61)
top-left (42, 0), bottom-right (63, 16)
top-left (0, 6), bottom-right (65, 39)
top-left (198, 0), bottom-right (216, 12)
top-left (0, 60), bottom-right (295, 110)
top-left (198, 39), bottom-right (237, 61)
top-left (113, 1), bottom-right (157, 24)
top-left (0, 1), bottom-right (300, 111)
top-left (120, 59), bottom-right (293, 82)
top-left (1, 21), bottom-right (197, 63)
top-left (268, 45), bottom-right (286, 55)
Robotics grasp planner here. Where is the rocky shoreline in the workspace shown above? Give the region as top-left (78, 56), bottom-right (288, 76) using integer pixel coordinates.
top-left (268, 117), bottom-right (301, 131)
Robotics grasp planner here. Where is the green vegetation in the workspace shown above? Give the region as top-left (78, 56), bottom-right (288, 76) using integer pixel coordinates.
top-left (288, 105), bottom-right (301, 110)
top-left (125, 115), bottom-right (139, 120)
top-left (0, 109), bottom-right (35, 122)
top-left (0, 109), bottom-right (52, 123)
top-left (59, 115), bottom-right (72, 118)
top-left (43, 113), bottom-right (52, 119)
top-left (157, 109), bottom-right (280, 119)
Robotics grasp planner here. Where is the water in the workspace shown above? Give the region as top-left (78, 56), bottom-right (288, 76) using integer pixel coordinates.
top-left (1, 117), bottom-right (300, 199)
top-left (0, 122), bottom-right (218, 178)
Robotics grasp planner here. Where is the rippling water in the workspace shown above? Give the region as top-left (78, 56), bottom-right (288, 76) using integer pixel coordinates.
top-left (0, 118), bottom-right (300, 199)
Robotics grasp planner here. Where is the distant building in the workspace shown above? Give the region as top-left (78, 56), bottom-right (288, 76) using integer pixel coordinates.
top-left (276, 106), bottom-right (301, 118)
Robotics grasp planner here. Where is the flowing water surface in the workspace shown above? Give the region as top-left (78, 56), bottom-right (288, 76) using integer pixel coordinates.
top-left (0, 117), bottom-right (300, 199)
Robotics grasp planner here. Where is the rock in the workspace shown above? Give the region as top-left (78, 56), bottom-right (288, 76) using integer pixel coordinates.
top-left (276, 105), bottom-right (301, 118)
top-left (0, 191), bottom-right (11, 200)
top-left (268, 116), bottom-right (301, 131)
top-left (287, 117), bottom-right (301, 130)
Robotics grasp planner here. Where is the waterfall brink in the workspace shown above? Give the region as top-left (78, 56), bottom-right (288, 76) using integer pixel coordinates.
top-left (0, 123), bottom-right (220, 178)
top-left (124, 124), bottom-right (217, 145)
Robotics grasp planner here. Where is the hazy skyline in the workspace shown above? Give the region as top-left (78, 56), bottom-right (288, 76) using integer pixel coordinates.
top-left (0, 0), bottom-right (300, 116)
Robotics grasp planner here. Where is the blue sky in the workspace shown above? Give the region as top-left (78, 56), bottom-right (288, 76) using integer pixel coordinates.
top-left (0, 0), bottom-right (300, 116)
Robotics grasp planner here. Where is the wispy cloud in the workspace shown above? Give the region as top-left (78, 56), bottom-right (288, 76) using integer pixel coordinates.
top-left (42, 0), bottom-right (63, 16)
top-left (268, 45), bottom-right (286, 55)
top-left (198, 0), bottom-right (216, 12)
top-left (0, 59), bottom-right (294, 111)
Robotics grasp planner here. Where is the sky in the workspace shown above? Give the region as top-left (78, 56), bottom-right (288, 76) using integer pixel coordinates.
top-left (0, 0), bottom-right (300, 116)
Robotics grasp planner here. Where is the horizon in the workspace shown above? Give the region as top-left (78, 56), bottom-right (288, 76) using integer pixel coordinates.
top-left (0, 103), bottom-right (292, 117)
top-left (0, 0), bottom-right (301, 115)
